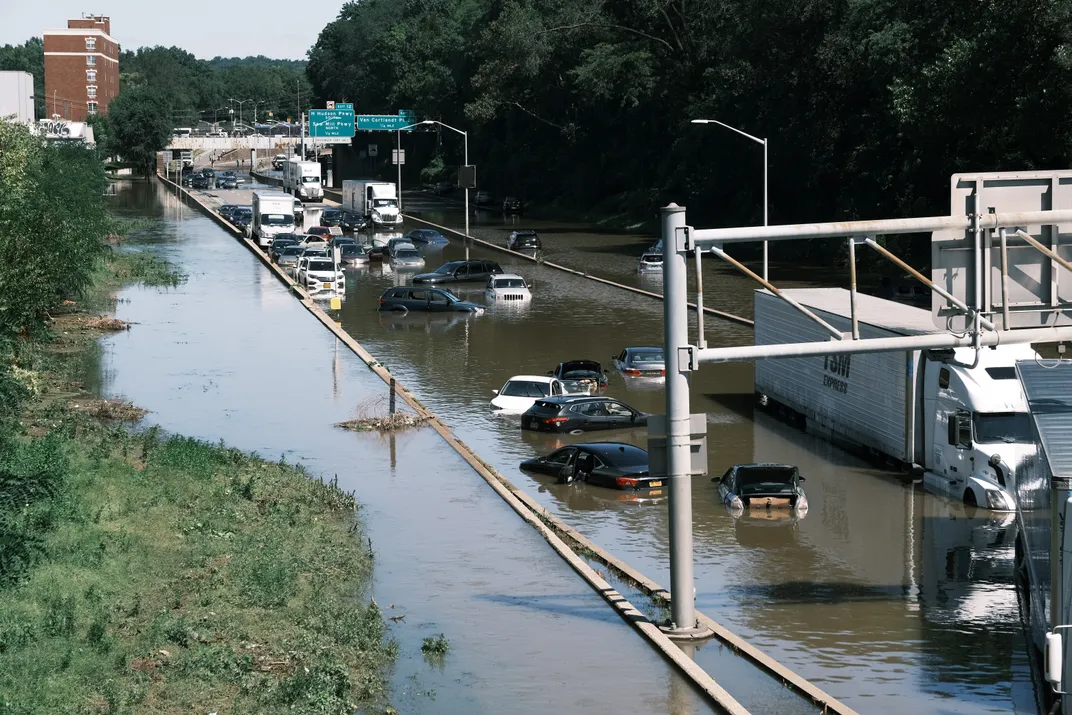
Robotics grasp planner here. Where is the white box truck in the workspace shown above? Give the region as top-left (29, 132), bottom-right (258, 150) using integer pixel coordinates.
top-left (283, 160), bottom-right (323, 202)
top-left (251, 190), bottom-right (296, 248)
top-left (342, 180), bottom-right (401, 227)
top-left (753, 288), bottom-right (1038, 511)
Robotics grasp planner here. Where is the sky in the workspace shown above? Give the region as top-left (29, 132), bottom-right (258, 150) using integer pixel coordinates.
top-left (0, 0), bottom-right (346, 60)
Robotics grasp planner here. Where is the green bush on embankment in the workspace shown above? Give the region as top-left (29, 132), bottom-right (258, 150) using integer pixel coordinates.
top-left (0, 121), bottom-right (396, 713)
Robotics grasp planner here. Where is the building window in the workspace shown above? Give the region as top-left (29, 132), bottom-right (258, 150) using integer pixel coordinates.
top-left (86, 69), bottom-right (96, 82)
top-left (87, 86), bottom-right (97, 99)
top-left (85, 37), bottom-right (96, 50)
top-left (87, 102), bottom-right (98, 115)
top-left (86, 55), bottom-right (96, 67)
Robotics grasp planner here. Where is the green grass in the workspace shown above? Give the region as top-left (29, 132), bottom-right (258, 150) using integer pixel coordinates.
top-left (0, 239), bottom-right (395, 714)
top-left (0, 424), bottom-right (396, 714)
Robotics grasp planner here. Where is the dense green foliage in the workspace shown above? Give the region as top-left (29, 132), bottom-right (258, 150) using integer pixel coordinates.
top-left (105, 87), bottom-right (174, 174)
top-left (308, 0), bottom-right (1072, 259)
top-left (0, 123), bottom-right (111, 337)
top-left (0, 38), bottom-right (44, 119)
top-left (119, 48), bottom-right (312, 127)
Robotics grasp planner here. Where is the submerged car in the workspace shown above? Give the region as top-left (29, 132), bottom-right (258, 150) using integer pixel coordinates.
top-left (404, 228), bottom-right (449, 246)
top-left (638, 252), bottom-right (663, 272)
top-left (412, 260), bottom-right (503, 285)
top-left (307, 226), bottom-right (332, 239)
top-left (296, 258), bottom-right (346, 294)
top-left (320, 208), bottom-right (343, 227)
top-left (269, 237), bottom-right (299, 260)
top-left (218, 204), bottom-right (239, 220)
top-left (475, 190), bottom-right (492, 205)
top-left (340, 211), bottom-right (367, 232)
top-left (378, 286), bottom-right (484, 314)
top-left (613, 347), bottom-right (666, 378)
top-left (519, 443), bottom-right (662, 491)
top-left (549, 360), bottom-right (609, 394)
top-left (339, 243), bottom-right (369, 265)
top-left (715, 464), bottom-right (808, 518)
top-left (293, 199), bottom-right (305, 223)
top-left (389, 243), bottom-right (425, 269)
top-left (485, 274), bottom-right (531, 303)
top-left (275, 244), bottom-right (304, 267)
top-left (521, 396), bottom-right (648, 433)
top-left (490, 375), bottom-right (569, 414)
top-left (507, 230), bottom-right (541, 251)
top-left (503, 196), bottom-right (522, 214)
top-left (217, 175), bottom-right (238, 189)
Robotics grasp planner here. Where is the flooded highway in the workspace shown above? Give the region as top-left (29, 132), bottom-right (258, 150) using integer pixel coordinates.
top-left (104, 179), bottom-right (1040, 714)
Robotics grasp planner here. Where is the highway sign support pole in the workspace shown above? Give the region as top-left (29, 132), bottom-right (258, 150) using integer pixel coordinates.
top-left (464, 132), bottom-right (470, 260)
top-left (397, 129), bottom-right (402, 213)
top-left (661, 203), bottom-right (702, 638)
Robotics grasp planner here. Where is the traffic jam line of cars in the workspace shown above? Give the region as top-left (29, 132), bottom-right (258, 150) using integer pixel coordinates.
top-left (205, 178), bottom-right (807, 516)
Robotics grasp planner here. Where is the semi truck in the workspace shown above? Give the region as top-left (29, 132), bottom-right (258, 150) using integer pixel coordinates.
top-left (342, 180), bottom-right (401, 227)
top-left (251, 190), bottom-right (296, 248)
top-left (283, 160), bottom-right (323, 202)
top-left (753, 287), bottom-right (1039, 511)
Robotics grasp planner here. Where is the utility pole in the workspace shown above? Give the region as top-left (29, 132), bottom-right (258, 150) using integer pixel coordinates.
top-left (397, 129), bottom-right (403, 212)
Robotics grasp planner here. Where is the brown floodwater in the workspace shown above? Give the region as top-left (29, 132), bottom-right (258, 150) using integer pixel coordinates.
top-left (99, 180), bottom-right (1042, 714)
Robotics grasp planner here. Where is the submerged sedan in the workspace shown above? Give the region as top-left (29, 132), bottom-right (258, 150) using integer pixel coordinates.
top-left (521, 396), bottom-right (648, 433)
top-left (405, 228), bottom-right (450, 247)
top-left (715, 463), bottom-right (808, 518)
top-left (613, 347), bottom-right (666, 378)
top-left (520, 443), bottom-right (662, 491)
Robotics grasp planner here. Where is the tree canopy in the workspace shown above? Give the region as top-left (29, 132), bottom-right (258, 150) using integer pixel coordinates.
top-left (105, 86), bottom-right (173, 175)
top-left (307, 0), bottom-right (1072, 262)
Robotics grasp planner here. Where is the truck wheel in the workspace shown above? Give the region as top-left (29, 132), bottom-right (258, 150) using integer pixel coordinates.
top-left (963, 488), bottom-right (978, 507)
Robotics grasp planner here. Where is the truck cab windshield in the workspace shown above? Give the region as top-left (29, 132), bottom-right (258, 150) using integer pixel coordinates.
top-left (301, 176), bottom-right (320, 184)
top-left (974, 412), bottom-right (1034, 444)
top-left (373, 198), bottom-right (397, 208)
top-left (261, 214), bottom-right (293, 226)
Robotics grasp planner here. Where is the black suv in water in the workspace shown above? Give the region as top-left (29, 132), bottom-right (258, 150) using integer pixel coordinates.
top-left (507, 230), bottom-right (541, 251)
top-left (320, 208), bottom-right (343, 227)
top-left (378, 287), bottom-right (484, 313)
top-left (411, 260), bottom-right (503, 285)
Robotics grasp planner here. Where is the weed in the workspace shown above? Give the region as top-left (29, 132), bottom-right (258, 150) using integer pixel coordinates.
top-left (421, 634), bottom-right (450, 655)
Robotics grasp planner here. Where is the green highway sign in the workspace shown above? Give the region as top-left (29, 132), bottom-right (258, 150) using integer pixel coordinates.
top-left (336, 102), bottom-right (354, 111)
top-left (357, 114), bottom-right (416, 131)
top-left (309, 108), bottom-right (355, 138)
top-left (399, 109), bottom-right (415, 122)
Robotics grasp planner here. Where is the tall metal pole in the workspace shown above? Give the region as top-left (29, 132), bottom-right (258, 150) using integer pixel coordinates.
top-left (662, 203), bottom-right (697, 634)
top-left (397, 129), bottom-right (403, 213)
top-left (763, 138), bottom-right (769, 282)
top-left (464, 131), bottom-right (470, 260)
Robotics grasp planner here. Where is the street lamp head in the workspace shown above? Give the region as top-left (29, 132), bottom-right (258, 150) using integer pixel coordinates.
top-left (690, 119), bottom-right (711, 124)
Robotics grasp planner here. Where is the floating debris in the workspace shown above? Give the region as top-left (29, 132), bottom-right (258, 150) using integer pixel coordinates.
top-left (335, 413), bottom-right (428, 433)
top-left (71, 399), bottom-right (148, 422)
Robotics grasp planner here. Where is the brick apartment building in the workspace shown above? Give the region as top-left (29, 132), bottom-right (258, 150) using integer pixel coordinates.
top-left (43, 15), bottom-right (119, 122)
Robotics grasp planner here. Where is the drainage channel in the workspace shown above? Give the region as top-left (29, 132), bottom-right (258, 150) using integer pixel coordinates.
top-left (167, 173), bottom-right (856, 715)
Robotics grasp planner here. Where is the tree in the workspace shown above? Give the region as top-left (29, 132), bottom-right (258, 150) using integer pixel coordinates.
top-left (106, 87), bottom-right (173, 176)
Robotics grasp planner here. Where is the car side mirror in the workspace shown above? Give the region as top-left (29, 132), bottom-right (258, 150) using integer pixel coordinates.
top-left (798, 476), bottom-right (806, 482)
top-left (546, 371), bottom-right (553, 376)
top-left (491, 389), bottom-right (499, 395)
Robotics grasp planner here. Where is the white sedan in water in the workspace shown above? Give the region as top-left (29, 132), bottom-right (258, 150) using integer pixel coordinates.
top-left (490, 375), bottom-right (569, 414)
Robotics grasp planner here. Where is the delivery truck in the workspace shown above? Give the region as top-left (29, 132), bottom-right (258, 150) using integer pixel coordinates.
top-left (283, 160), bottom-right (323, 202)
top-left (753, 288), bottom-right (1039, 511)
top-left (251, 190), bottom-right (296, 248)
top-left (342, 180), bottom-right (401, 227)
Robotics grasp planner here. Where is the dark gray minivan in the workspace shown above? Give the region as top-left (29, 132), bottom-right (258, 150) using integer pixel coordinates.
top-left (377, 286), bottom-right (485, 313)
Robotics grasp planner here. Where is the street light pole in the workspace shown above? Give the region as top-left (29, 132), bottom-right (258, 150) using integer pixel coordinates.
top-left (400, 119), bottom-right (471, 257)
top-left (397, 129), bottom-right (403, 213)
top-left (691, 118), bottom-right (769, 281)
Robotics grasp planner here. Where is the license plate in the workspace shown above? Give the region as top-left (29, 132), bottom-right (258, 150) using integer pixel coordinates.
top-left (529, 419), bottom-right (539, 429)
top-left (647, 490), bottom-right (663, 497)
top-left (322, 283), bottom-right (331, 289)
top-left (648, 481), bottom-right (663, 488)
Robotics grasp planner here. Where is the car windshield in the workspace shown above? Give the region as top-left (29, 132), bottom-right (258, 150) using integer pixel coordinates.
top-left (235, 210), bottom-right (252, 217)
top-left (341, 245), bottom-right (363, 255)
top-left (630, 350), bottom-right (664, 364)
top-left (434, 262), bottom-right (464, 275)
top-left (641, 254), bottom-right (663, 262)
top-left (395, 250), bottom-right (420, 260)
top-left (494, 279), bottom-right (526, 288)
top-left (261, 214), bottom-right (293, 226)
top-left (501, 381), bottom-right (551, 398)
top-left (736, 466), bottom-right (797, 494)
top-left (282, 246), bottom-right (303, 255)
top-left (301, 176), bottom-right (320, 184)
top-left (974, 412), bottom-right (1034, 444)
top-left (309, 261), bottom-right (335, 272)
top-left (323, 211), bottom-right (341, 218)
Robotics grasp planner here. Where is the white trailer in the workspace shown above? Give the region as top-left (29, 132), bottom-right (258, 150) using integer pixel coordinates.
top-left (754, 288), bottom-right (1038, 511)
top-left (283, 160), bottom-right (322, 202)
top-left (0, 71), bottom-right (35, 123)
top-left (342, 179), bottom-right (401, 227)
top-left (251, 190), bottom-right (295, 248)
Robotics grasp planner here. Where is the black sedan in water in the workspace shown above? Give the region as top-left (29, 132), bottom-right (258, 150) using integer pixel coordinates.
top-left (339, 211), bottom-right (368, 232)
top-left (320, 208), bottom-right (344, 227)
top-left (519, 443), bottom-right (662, 491)
top-left (715, 463), bottom-right (808, 518)
top-left (521, 396), bottom-right (648, 433)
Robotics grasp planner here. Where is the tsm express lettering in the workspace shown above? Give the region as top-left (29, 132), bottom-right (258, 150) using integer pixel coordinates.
top-left (822, 355), bottom-right (851, 394)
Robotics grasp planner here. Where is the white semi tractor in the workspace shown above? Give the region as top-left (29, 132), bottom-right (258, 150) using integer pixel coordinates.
top-left (283, 160), bottom-right (323, 202)
top-left (342, 180), bottom-right (401, 227)
top-left (251, 190), bottom-right (296, 248)
top-left (753, 288), bottom-right (1039, 511)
